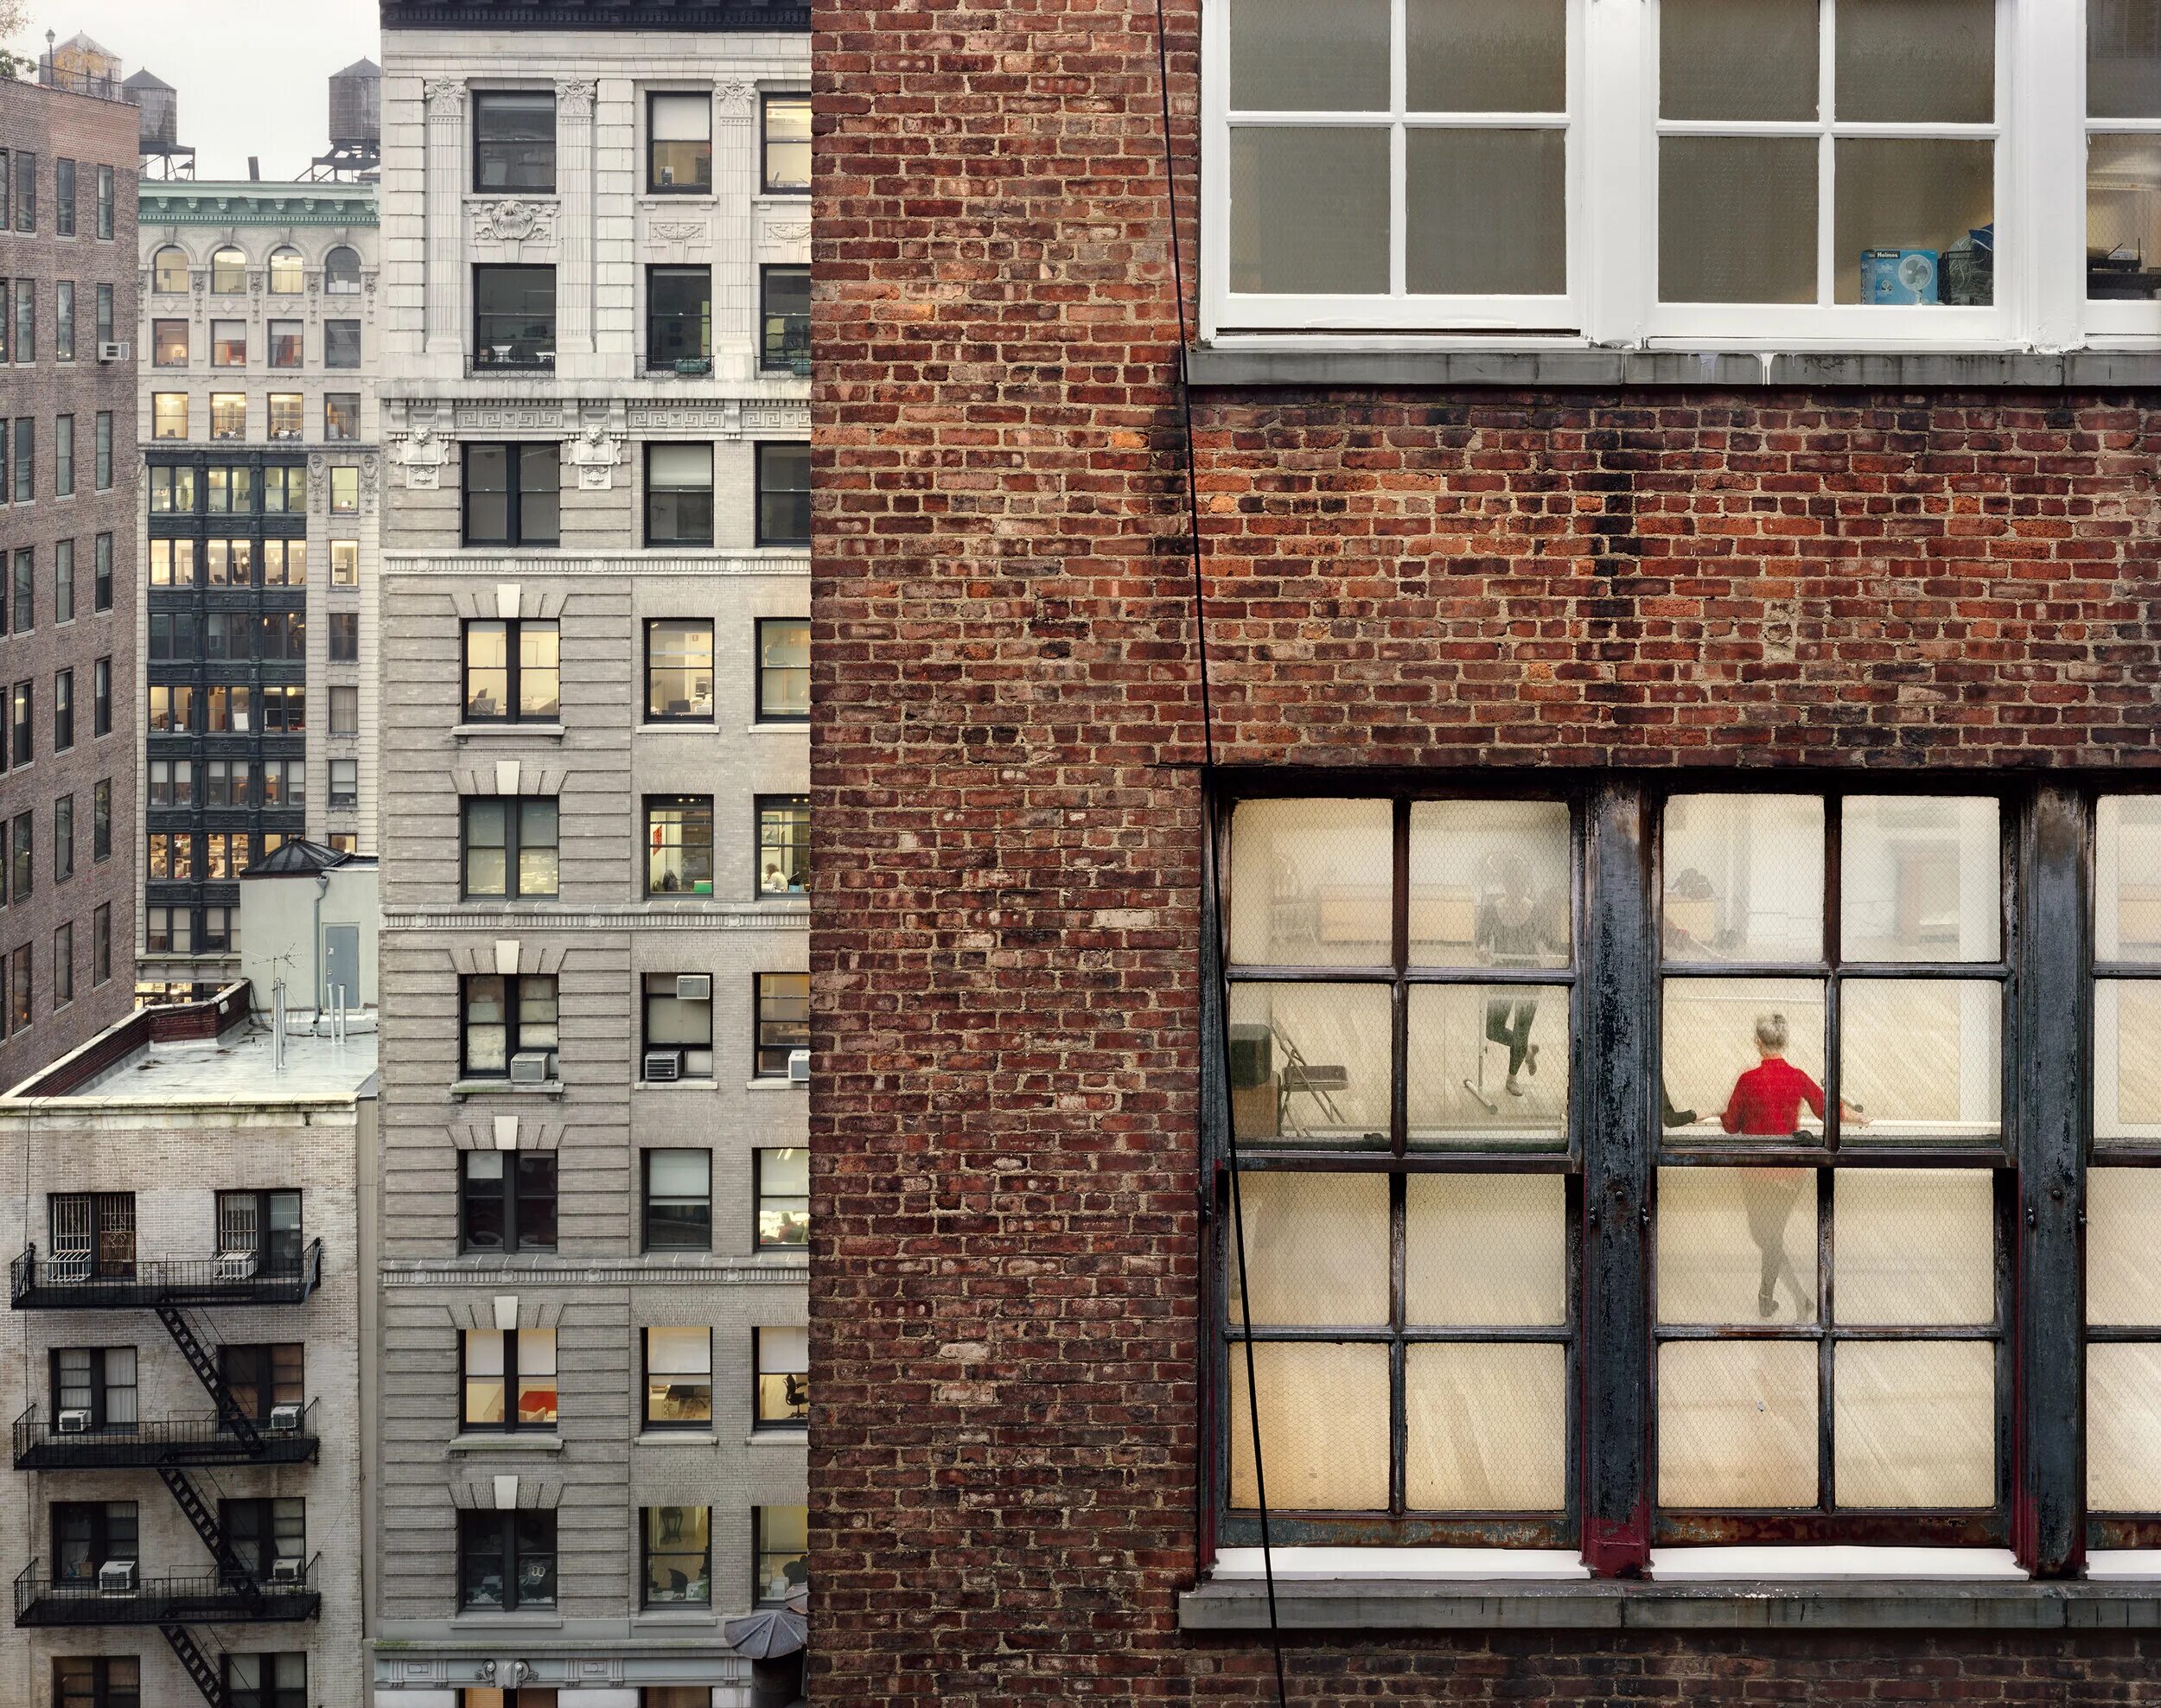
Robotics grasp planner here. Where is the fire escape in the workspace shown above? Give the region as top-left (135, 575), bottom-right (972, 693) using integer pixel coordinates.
top-left (10, 1240), bottom-right (327, 1707)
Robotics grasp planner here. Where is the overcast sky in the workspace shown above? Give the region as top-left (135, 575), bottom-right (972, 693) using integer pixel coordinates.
top-left (10, 1), bottom-right (379, 182)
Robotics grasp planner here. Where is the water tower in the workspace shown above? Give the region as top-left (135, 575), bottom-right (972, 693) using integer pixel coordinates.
top-left (125, 70), bottom-right (196, 182)
top-left (305, 59), bottom-right (381, 183)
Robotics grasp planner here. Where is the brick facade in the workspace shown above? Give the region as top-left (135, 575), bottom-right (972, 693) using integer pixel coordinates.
top-left (810, 0), bottom-right (2161, 1700)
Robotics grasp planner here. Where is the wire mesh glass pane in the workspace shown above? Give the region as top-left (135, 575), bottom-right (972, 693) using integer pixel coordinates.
top-left (1658, 1167), bottom-right (1818, 1326)
top-left (1231, 1171), bottom-right (1391, 1328)
top-left (1840, 796), bottom-right (2001, 962)
top-left (2092, 0), bottom-right (2161, 118)
top-left (1836, 0), bottom-right (1995, 123)
top-left (1406, 1344), bottom-right (1567, 1511)
top-left (1833, 1169), bottom-right (1994, 1326)
top-left (1660, 137), bottom-right (1820, 305)
top-left (1660, 0), bottom-right (1819, 121)
top-left (1406, 130), bottom-right (1568, 296)
top-left (2098, 796), bottom-right (2161, 962)
top-left (2088, 1169), bottom-right (2161, 1327)
top-left (1664, 795), bottom-right (1825, 962)
top-left (1407, 800), bottom-right (1571, 968)
top-left (1661, 978), bottom-right (1827, 1143)
top-left (2088, 137), bottom-right (2161, 301)
top-left (2096, 981), bottom-right (2161, 1144)
top-left (1228, 1342), bottom-right (1392, 1510)
top-left (2089, 1343), bottom-right (2161, 1512)
top-left (1230, 799), bottom-right (1395, 966)
top-left (1406, 985), bottom-right (1569, 1150)
top-left (1658, 1341), bottom-right (1819, 1508)
top-left (1406, 1172), bottom-right (1567, 1326)
top-left (1229, 128), bottom-right (1391, 296)
top-left (1838, 980), bottom-right (2001, 1143)
top-left (1228, 0), bottom-right (1391, 111)
top-left (1228, 982), bottom-right (1393, 1146)
top-left (1406, 0), bottom-right (1565, 112)
top-left (1833, 1341), bottom-right (1995, 1508)
top-left (1833, 140), bottom-right (1997, 307)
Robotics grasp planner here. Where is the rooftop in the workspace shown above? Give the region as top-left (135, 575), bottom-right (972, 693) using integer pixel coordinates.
top-left (55, 1023), bottom-right (378, 1106)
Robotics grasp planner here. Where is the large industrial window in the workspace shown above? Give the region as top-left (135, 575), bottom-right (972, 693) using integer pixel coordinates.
top-left (1209, 781), bottom-right (2125, 1570)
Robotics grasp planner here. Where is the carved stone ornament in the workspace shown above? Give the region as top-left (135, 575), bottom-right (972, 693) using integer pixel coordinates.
top-left (392, 428), bottom-right (452, 491)
top-left (424, 78), bottom-right (467, 114)
top-left (474, 199), bottom-right (557, 245)
top-left (763, 220), bottom-right (812, 244)
top-left (567, 427), bottom-right (623, 492)
top-left (715, 79), bottom-right (758, 120)
top-left (557, 80), bottom-right (596, 119)
top-left (650, 220), bottom-right (709, 245)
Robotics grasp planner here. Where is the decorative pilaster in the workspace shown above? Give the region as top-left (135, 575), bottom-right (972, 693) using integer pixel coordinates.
top-left (715, 79), bottom-right (759, 378)
top-left (423, 78), bottom-right (468, 356)
top-left (557, 80), bottom-right (597, 357)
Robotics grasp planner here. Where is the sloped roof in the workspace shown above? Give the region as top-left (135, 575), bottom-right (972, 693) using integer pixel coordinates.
top-left (241, 838), bottom-right (376, 877)
top-left (123, 69), bottom-right (173, 91)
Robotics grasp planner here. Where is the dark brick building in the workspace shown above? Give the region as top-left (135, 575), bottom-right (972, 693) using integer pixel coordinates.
top-left (0, 75), bottom-right (137, 1090)
top-left (813, 1), bottom-right (2161, 1702)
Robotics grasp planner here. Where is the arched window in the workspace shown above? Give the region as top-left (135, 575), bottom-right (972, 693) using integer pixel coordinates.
top-left (152, 245), bottom-right (190, 294)
top-left (324, 245), bottom-right (362, 296)
top-left (210, 247), bottom-right (247, 295)
top-left (267, 246), bottom-right (304, 296)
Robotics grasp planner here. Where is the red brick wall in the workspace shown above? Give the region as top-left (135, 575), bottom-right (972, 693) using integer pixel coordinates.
top-left (810, 2), bottom-right (2161, 1700)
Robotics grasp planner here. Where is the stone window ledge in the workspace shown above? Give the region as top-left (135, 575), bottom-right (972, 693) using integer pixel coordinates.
top-left (447, 1433), bottom-right (564, 1454)
top-left (452, 723), bottom-right (566, 743)
top-left (449, 1079), bottom-right (563, 1099)
top-left (1187, 346), bottom-right (2161, 392)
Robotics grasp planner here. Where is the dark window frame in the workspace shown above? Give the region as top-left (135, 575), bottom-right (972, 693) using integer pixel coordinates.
top-left (754, 1325), bottom-right (809, 1430)
top-left (755, 441), bottom-right (812, 547)
top-left (53, 1654), bottom-right (140, 1708)
top-left (644, 443), bottom-right (714, 548)
top-left (472, 264), bottom-right (558, 371)
top-left (51, 1500), bottom-right (136, 1583)
top-left (755, 972), bottom-right (810, 1078)
top-left (761, 93), bottom-right (811, 194)
top-left (753, 1505), bottom-right (809, 1605)
top-left (647, 91), bottom-right (714, 195)
top-left (461, 795), bottom-right (560, 901)
top-left (458, 1508), bottom-right (557, 1612)
top-left (460, 1150), bottom-right (558, 1255)
top-left (760, 263), bottom-right (811, 375)
top-left (755, 1146), bottom-right (809, 1251)
top-left (646, 264), bottom-right (712, 368)
top-left (641, 1147), bottom-right (713, 1253)
top-left (641, 1325), bottom-right (713, 1431)
top-left (473, 89), bottom-right (558, 194)
top-left (218, 1342), bottom-right (304, 1428)
top-left (461, 618), bottom-right (561, 725)
top-left (755, 617), bottom-right (809, 725)
top-left (458, 972), bottom-right (559, 1080)
top-left (645, 794), bottom-right (715, 898)
top-left (644, 618), bottom-right (715, 723)
top-left (49, 1345), bottom-right (137, 1433)
top-left (219, 1495), bottom-right (304, 1581)
top-left (756, 794), bottom-right (809, 897)
top-left (220, 1651), bottom-right (306, 1708)
top-left (459, 1326), bottom-right (558, 1434)
top-left (462, 442), bottom-right (560, 547)
top-left (641, 1505), bottom-right (713, 1607)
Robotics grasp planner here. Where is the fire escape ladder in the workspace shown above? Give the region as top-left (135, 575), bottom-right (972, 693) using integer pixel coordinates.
top-left (161, 1622), bottom-right (227, 1707)
top-left (154, 1303), bottom-right (263, 1451)
top-left (156, 1465), bottom-right (259, 1599)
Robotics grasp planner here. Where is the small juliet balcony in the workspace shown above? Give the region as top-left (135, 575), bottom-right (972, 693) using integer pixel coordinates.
top-left (13, 1404), bottom-right (321, 1472)
top-left (14, 1555), bottom-right (322, 1626)
top-left (10, 1240), bottom-right (323, 1310)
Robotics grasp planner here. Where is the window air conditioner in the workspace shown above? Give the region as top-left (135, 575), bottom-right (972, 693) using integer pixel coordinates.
top-left (55, 1409), bottom-right (92, 1434)
top-left (643, 1050), bottom-right (683, 1084)
top-left (269, 1556), bottom-right (306, 1585)
top-left (97, 341), bottom-right (128, 363)
top-left (268, 1403), bottom-right (303, 1432)
top-left (214, 1251), bottom-right (259, 1283)
top-left (675, 974), bottom-right (711, 1004)
top-left (508, 1051), bottom-right (552, 1087)
top-left (98, 1559), bottom-right (136, 1593)
top-left (787, 1048), bottom-right (811, 1084)
top-left (48, 1252), bottom-right (91, 1284)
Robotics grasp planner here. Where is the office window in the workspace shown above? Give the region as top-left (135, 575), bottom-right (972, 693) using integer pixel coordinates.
top-left (206, 465), bottom-right (255, 515)
top-left (460, 973), bottom-right (559, 1080)
top-left (13, 280), bottom-right (31, 362)
top-left (761, 264), bottom-right (811, 373)
top-left (330, 539), bottom-right (360, 585)
top-left (756, 618), bottom-right (810, 723)
top-left (329, 613), bottom-right (358, 661)
top-left (54, 157), bottom-right (73, 236)
top-left (646, 795), bottom-right (714, 897)
top-left (324, 245), bottom-right (361, 294)
top-left (52, 796), bottom-right (70, 888)
top-left (51, 1501), bottom-right (135, 1584)
top-left (325, 319), bottom-right (360, 369)
top-left (459, 1510), bottom-right (556, 1611)
top-left (220, 1497), bottom-right (304, 1580)
top-left (52, 922), bottom-right (70, 1006)
top-left (758, 796), bottom-right (810, 895)
top-left (463, 443), bottom-right (559, 546)
top-left (94, 166), bottom-right (112, 239)
top-left (92, 780), bottom-right (109, 862)
top-left (91, 659), bottom-right (107, 736)
top-left (12, 418), bottom-right (30, 499)
top-left (222, 1654), bottom-right (305, 1708)
top-left (148, 760), bottom-right (182, 808)
top-left (10, 942), bottom-right (28, 1029)
top-left (92, 902), bottom-right (108, 985)
top-left (264, 759), bottom-right (304, 808)
top-left (259, 614), bottom-right (306, 662)
top-left (762, 95), bottom-right (811, 193)
top-left (755, 974), bottom-right (810, 1077)
top-left (53, 540), bottom-right (72, 624)
top-left (756, 443), bottom-right (812, 546)
top-left (463, 797), bottom-right (559, 900)
top-left (51, 1345), bottom-right (136, 1430)
top-left (210, 393), bottom-right (245, 440)
top-left (207, 832), bottom-right (237, 885)
top-left (266, 247), bottom-right (303, 296)
top-left (473, 264), bottom-right (557, 368)
top-left (93, 413), bottom-right (109, 489)
top-left (475, 90), bottom-right (556, 191)
top-left (144, 908), bottom-right (181, 954)
top-left (643, 1149), bottom-right (712, 1252)
top-left (643, 1327), bottom-right (712, 1428)
top-left (53, 673), bottom-right (71, 753)
top-left (325, 393), bottom-right (360, 441)
top-left (755, 1147), bottom-right (810, 1248)
top-left (201, 906), bottom-right (238, 953)
top-left (642, 972), bottom-right (714, 1079)
top-left (645, 444), bottom-right (713, 547)
top-left (641, 1507), bottom-right (711, 1607)
top-left (211, 319), bottom-right (246, 366)
top-left (54, 280), bottom-right (73, 361)
top-left (152, 393), bottom-right (188, 440)
top-left (328, 833), bottom-right (357, 855)
top-left (645, 620), bottom-right (714, 722)
top-left (263, 468), bottom-right (307, 516)
top-left (147, 685), bottom-right (194, 734)
top-left (11, 681), bottom-right (30, 765)
top-left (462, 620), bottom-right (559, 723)
top-left (330, 688), bottom-right (359, 737)
top-left (462, 1328), bottom-right (558, 1432)
top-left (10, 153), bottom-right (30, 230)
top-left (266, 320), bottom-right (303, 368)
top-left (461, 1150), bottom-right (557, 1253)
top-left (53, 416), bottom-right (73, 496)
top-left (147, 832), bottom-right (190, 881)
top-left (150, 539), bottom-right (197, 587)
top-left (262, 685), bottom-right (306, 733)
top-left (648, 92), bottom-right (713, 193)
top-left (148, 612), bottom-right (192, 662)
top-left (754, 1506), bottom-right (809, 1603)
top-left (329, 758), bottom-right (358, 807)
top-left (210, 247), bottom-right (245, 294)
top-left (92, 533), bottom-right (110, 610)
top-left (647, 265), bottom-right (712, 367)
top-left (755, 1327), bottom-right (809, 1427)
top-left (267, 394), bottom-right (303, 441)
top-left (330, 465), bottom-right (358, 513)
top-left (9, 550), bottom-right (26, 633)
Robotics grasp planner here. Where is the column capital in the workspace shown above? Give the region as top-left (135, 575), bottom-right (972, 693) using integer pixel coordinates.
top-left (423, 77), bottom-right (467, 117)
top-left (558, 79), bottom-right (596, 119)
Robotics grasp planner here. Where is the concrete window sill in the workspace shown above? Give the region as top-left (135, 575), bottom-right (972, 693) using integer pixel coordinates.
top-left (746, 1078), bottom-right (805, 1093)
top-left (635, 1431), bottom-right (718, 1447)
top-left (748, 1429), bottom-right (807, 1447)
top-left (449, 1080), bottom-right (563, 1099)
top-left (450, 1612), bottom-right (565, 1632)
top-left (447, 1433), bottom-right (564, 1454)
top-left (636, 1080), bottom-right (719, 1093)
top-left (452, 723), bottom-right (566, 742)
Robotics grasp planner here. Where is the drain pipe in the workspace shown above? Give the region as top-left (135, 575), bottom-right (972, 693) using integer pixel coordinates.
top-left (313, 872), bottom-right (330, 1029)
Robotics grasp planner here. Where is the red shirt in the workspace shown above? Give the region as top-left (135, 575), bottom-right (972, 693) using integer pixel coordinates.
top-left (1721, 1057), bottom-right (1826, 1137)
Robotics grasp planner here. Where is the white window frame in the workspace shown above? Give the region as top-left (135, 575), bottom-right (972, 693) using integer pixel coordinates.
top-left (1201, 0), bottom-right (2161, 352)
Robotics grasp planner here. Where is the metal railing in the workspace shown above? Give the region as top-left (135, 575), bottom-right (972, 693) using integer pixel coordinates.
top-left (15, 1553), bottom-right (322, 1626)
top-left (32, 59), bottom-right (140, 105)
top-left (13, 1403), bottom-right (320, 1470)
top-left (10, 1239), bottom-right (323, 1310)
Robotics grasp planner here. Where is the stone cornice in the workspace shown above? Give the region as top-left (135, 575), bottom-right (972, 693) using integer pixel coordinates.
top-left (141, 189), bottom-right (379, 228)
top-left (380, 1259), bottom-right (807, 1287)
top-left (379, 0), bottom-right (807, 28)
top-left (383, 907), bottom-right (807, 931)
